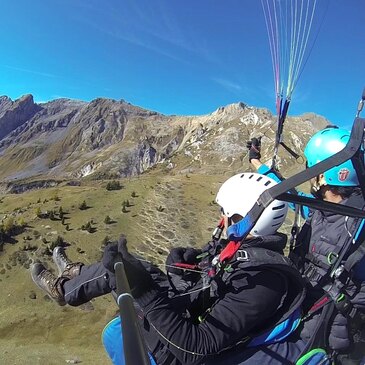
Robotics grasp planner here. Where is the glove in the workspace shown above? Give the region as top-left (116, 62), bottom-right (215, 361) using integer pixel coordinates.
top-left (101, 235), bottom-right (136, 273)
top-left (166, 247), bottom-right (202, 276)
top-left (117, 235), bottom-right (157, 298)
top-left (102, 242), bottom-right (122, 272)
top-left (246, 137), bottom-right (262, 162)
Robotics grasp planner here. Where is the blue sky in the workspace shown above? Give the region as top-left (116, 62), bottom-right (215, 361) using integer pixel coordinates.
top-left (0, 0), bottom-right (364, 128)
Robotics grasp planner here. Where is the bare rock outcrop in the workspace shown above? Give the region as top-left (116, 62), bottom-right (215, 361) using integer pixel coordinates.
top-left (0, 94), bottom-right (330, 187)
top-left (0, 94), bottom-right (43, 140)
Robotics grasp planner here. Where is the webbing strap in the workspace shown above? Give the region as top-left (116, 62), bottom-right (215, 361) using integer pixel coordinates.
top-left (342, 217), bottom-right (365, 273)
top-left (218, 241), bottom-right (241, 263)
top-left (305, 253), bottom-right (331, 271)
top-left (344, 245), bottom-right (365, 273)
top-left (304, 295), bottom-right (331, 320)
top-left (278, 193), bottom-right (365, 219)
top-left (280, 141), bottom-right (301, 160)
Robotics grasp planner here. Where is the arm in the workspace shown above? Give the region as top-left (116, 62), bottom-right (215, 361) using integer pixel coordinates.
top-left (138, 269), bottom-right (286, 364)
top-left (246, 137), bottom-right (312, 219)
top-left (250, 158), bottom-right (263, 171)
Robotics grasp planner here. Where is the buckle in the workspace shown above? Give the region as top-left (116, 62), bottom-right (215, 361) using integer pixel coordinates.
top-left (327, 252), bottom-right (339, 265)
top-left (304, 264), bottom-right (322, 283)
top-left (237, 250), bottom-right (249, 261)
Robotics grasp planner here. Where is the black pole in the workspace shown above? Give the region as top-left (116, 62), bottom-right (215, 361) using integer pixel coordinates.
top-left (114, 261), bottom-right (151, 365)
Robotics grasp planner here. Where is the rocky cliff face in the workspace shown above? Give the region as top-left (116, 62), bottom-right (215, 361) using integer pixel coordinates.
top-left (0, 94), bottom-right (331, 185)
top-left (0, 94), bottom-right (43, 140)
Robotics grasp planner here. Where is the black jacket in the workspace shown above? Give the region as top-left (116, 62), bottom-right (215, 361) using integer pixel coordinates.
top-left (290, 191), bottom-right (365, 352)
top-left (136, 235), bottom-right (302, 365)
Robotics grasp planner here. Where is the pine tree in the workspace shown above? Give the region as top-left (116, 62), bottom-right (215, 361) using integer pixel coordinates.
top-left (104, 215), bottom-right (112, 224)
top-left (79, 200), bottom-right (88, 210)
top-left (35, 207), bottom-right (42, 218)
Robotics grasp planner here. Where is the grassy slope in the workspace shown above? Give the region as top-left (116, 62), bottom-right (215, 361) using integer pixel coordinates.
top-left (0, 170), bottom-right (301, 363)
top-left (0, 173), bottom-right (220, 364)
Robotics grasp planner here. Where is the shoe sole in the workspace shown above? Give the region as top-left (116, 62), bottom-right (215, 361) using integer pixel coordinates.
top-left (52, 247), bottom-right (67, 276)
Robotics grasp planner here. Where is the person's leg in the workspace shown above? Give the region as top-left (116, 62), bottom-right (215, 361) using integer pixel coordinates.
top-left (63, 262), bottom-right (116, 306)
top-left (64, 257), bottom-right (171, 306)
top-left (31, 260), bottom-right (116, 306)
top-left (53, 246), bottom-right (83, 278)
top-left (31, 263), bottom-right (67, 306)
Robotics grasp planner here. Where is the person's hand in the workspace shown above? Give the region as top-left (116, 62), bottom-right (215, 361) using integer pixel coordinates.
top-left (246, 137), bottom-right (262, 162)
top-left (165, 247), bottom-right (201, 275)
top-left (117, 235), bottom-right (157, 298)
top-left (102, 242), bottom-right (122, 272)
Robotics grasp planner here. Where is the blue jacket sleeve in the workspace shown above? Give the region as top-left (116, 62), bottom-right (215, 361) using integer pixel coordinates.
top-left (257, 164), bottom-right (311, 219)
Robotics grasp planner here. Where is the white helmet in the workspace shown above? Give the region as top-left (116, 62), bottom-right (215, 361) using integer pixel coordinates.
top-left (215, 172), bottom-right (288, 236)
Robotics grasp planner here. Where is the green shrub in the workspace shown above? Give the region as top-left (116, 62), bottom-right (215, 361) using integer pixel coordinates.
top-left (104, 215), bottom-right (112, 224)
top-left (81, 221), bottom-right (94, 233)
top-left (106, 180), bottom-right (122, 191)
top-left (79, 200), bottom-right (88, 210)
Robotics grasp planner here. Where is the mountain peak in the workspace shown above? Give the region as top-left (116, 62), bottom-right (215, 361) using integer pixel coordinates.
top-left (0, 94), bottom-right (328, 184)
top-left (213, 102), bottom-right (246, 115)
top-left (0, 95), bottom-right (13, 110)
top-left (0, 94), bottom-right (42, 141)
top-left (18, 94), bottom-right (34, 103)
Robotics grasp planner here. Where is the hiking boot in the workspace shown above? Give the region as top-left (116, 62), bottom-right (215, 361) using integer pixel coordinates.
top-left (31, 263), bottom-right (66, 306)
top-left (52, 246), bottom-right (83, 279)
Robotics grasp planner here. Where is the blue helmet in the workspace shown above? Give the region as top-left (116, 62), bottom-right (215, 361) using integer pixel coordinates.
top-left (304, 127), bottom-right (359, 186)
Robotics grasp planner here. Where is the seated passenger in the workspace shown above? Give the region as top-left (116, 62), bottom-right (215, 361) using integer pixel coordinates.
top-left (247, 127), bottom-right (365, 364)
top-left (31, 172), bottom-right (305, 365)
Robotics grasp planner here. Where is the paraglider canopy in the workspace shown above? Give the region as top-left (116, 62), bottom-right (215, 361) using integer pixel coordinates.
top-left (261, 0), bottom-right (328, 168)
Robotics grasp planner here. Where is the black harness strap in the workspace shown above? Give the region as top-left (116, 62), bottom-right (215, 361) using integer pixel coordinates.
top-left (278, 193), bottom-right (365, 219)
top-left (280, 141), bottom-right (301, 160)
top-left (304, 252), bottom-right (331, 271)
top-left (343, 214), bottom-right (365, 274)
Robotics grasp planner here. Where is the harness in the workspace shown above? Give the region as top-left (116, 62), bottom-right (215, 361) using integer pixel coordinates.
top-left (291, 193), bottom-right (365, 357)
top-left (198, 243), bottom-right (306, 350)
top-left (229, 246), bottom-right (306, 347)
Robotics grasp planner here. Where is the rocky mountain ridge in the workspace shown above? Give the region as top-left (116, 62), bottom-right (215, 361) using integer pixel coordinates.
top-left (0, 94), bottom-right (331, 190)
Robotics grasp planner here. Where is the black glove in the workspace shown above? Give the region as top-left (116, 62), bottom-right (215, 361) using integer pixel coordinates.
top-left (165, 247), bottom-right (201, 275)
top-left (246, 137), bottom-right (262, 162)
top-left (117, 235), bottom-right (157, 298)
top-left (102, 242), bottom-right (122, 272)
